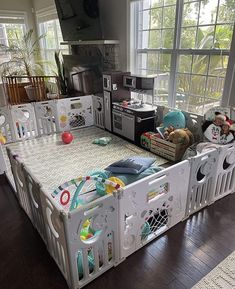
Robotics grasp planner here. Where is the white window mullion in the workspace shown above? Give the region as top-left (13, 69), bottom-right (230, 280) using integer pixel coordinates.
top-left (168, 0), bottom-right (184, 108)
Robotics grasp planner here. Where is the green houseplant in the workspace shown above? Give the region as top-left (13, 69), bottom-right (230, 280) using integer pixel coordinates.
top-left (54, 50), bottom-right (67, 96)
top-left (0, 29), bottom-right (52, 103)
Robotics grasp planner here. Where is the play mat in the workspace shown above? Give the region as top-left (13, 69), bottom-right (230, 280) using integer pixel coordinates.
top-left (5, 126), bottom-right (168, 194)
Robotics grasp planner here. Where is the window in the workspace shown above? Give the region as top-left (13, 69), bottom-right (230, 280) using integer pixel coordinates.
top-left (131, 0), bottom-right (235, 114)
top-left (0, 12), bottom-right (26, 64)
top-left (37, 7), bottom-right (68, 75)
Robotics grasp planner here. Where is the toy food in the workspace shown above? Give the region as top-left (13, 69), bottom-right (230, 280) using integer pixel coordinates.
top-left (61, 131), bottom-right (74, 144)
top-left (168, 128), bottom-right (194, 146)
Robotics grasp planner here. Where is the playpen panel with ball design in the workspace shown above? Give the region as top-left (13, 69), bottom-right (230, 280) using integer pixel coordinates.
top-left (57, 96), bottom-right (94, 131)
top-left (118, 160), bottom-right (190, 260)
top-left (211, 143), bottom-right (235, 203)
top-left (185, 149), bottom-right (219, 218)
top-left (10, 103), bottom-right (38, 141)
top-left (34, 100), bottom-right (60, 136)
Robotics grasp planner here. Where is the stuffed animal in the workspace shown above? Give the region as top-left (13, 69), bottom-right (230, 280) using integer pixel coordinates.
top-left (168, 128), bottom-right (194, 146)
top-left (157, 110), bottom-right (186, 138)
top-left (163, 126), bottom-right (174, 140)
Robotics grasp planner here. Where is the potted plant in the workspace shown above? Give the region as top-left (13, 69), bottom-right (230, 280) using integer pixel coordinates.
top-left (54, 50), bottom-right (67, 97)
top-left (0, 29), bottom-right (50, 103)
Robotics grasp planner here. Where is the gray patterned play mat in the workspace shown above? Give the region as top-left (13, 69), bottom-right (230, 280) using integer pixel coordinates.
top-left (5, 126), bottom-right (168, 194)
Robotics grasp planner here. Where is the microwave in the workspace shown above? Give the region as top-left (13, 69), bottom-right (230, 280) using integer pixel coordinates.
top-left (123, 75), bottom-right (136, 89)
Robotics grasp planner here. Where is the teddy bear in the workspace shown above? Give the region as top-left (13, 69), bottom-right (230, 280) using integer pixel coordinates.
top-left (163, 126), bottom-right (175, 140)
top-left (168, 128), bottom-right (194, 146)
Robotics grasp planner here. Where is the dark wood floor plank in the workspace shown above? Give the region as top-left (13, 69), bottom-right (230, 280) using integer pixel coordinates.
top-left (0, 180), bottom-right (235, 289)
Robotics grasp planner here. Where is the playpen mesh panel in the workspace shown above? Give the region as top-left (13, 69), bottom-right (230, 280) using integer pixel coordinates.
top-left (141, 207), bottom-right (169, 240)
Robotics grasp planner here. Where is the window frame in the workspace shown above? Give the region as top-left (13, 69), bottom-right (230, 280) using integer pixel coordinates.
top-left (130, 0), bottom-right (234, 113)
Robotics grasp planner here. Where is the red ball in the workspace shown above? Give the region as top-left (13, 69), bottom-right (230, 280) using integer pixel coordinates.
top-left (61, 131), bottom-right (74, 144)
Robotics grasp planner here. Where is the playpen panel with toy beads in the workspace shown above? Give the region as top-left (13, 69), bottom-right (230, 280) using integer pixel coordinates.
top-left (63, 194), bottom-right (119, 289)
top-left (211, 143), bottom-right (235, 203)
top-left (40, 189), bottom-right (71, 284)
top-left (0, 106), bottom-right (15, 143)
top-left (6, 149), bottom-right (33, 221)
top-left (185, 149), bottom-right (219, 218)
top-left (57, 96), bottom-right (94, 131)
top-left (23, 165), bottom-right (47, 244)
top-left (118, 160), bottom-right (190, 260)
top-left (34, 100), bottom-right (60, 136)
top-left (10, 103), bottom-right (38, 141)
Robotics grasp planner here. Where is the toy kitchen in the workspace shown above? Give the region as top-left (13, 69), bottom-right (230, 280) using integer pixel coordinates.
top-left (93, 72), bottom-right (158, 145)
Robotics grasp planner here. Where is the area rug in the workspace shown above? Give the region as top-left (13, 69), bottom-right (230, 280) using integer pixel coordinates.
top-left (192, 251), bottom-right (235, 289)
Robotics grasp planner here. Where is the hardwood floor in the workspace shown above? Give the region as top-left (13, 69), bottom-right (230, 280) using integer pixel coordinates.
top-left (0, 175), bottom-right (235, 289)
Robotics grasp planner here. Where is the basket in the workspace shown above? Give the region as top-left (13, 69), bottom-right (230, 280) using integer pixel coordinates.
top-left (150, 135), bottom-right (188, 161)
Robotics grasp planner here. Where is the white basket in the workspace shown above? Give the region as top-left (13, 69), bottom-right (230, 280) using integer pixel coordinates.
top-left (210, 143), bottom-right (235, 203)
top-left (57, 96), bottom-right (94, 131)
top-left (10, 103), bottom-right (38, 141)
top-left (118, 160), bottom-right (190, 260)
top-left (34, 100), bottom-right (60, 136)
top-left (185, 149), bottom-right (219, 218)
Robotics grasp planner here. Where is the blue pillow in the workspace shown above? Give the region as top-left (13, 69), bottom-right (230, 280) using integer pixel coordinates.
top-left (105, 156), bottom-right (156, 175)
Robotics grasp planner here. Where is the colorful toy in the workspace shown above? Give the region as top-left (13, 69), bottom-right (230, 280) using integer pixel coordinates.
top-left (61, 131), bottom-right (74, 144)
top-left (80, 220), bottom-right (94, 241)
top-left (157, 110), bottom-right (186, 138)
top-left (0, 133), bottom-right (6, 145)
top-left (141, 132), bottom-right (156, 150)
top-left (93, 137), bottom-right (112, 146)
top-left (202, 109), bottom-right (234, 144)
top-left (105, 177), bottom-right (125, 194)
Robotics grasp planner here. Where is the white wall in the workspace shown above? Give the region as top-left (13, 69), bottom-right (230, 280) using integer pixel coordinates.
top-left (0, 0), bottom-right (36, 30)
top-left (32, 0), bottom-right (55, 12)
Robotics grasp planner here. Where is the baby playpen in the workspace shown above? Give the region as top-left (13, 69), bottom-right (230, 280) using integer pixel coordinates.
top-left (0, 99), bottom-right (235, 289)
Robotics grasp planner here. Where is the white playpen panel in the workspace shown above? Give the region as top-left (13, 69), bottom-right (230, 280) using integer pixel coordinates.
top-left (10, 103), bottom-right (38, 141)
top-left (0, 106), bottom-right (15, 143)
top-left (23, 166), bottom-right (47, 244)
top-left (92, 95), bottom-right (104, 129)
top-left (211, 143), bottom-right (235, 202)
top-left (34, 100), bottom-right (59, 136)
top-left (6, 149), bottom-right (33, 221)
top-left (57, 96), bottom-right (94, 131)
top-left (118, 160), bottom-right (190, 260)
top-left (185, 149), bottom-right (219, 218)
top-left (40, 189), bottom-right (71, 285)
top-left (64, 194), bottom-right (119, 289)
